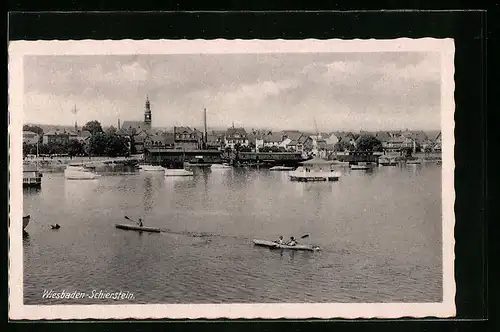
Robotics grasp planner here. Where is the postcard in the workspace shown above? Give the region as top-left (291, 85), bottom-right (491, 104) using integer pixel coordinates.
top-left (9, 38), bottom-right (455, 319)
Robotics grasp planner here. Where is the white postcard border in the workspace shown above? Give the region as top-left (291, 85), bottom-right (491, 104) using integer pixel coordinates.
top-left (8, 38), bottom-right (456, 320)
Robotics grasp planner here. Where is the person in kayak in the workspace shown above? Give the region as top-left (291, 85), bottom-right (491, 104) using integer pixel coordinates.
top-left (275, 236), bottom-right (285, 245)
top-left (138, 218), bottom-right (143, 227)
top-left (287, 236), bottom-right (297, 246)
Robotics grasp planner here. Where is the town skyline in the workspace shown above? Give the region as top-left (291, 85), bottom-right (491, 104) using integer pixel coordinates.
top-left (24, 52), bottom-right (442, 131)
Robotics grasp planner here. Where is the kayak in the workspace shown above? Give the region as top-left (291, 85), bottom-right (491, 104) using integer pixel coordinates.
top-left (253, 239), bottom-right (320, 251)
top-left (115, 224), bottom-right (161, 233)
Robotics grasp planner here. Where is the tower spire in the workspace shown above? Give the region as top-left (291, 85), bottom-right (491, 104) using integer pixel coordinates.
top-left (144, 95), bottom-right (152, 128)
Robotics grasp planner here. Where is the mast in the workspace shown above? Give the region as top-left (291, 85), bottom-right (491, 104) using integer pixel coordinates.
top-left (36, 138), bottom-right (39, 170)
top-left (313, 117), bottom-right (319, 137)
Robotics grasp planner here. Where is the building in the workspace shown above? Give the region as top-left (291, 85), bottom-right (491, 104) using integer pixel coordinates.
top-left (311, 135), bottom-right (328, 158)
top-left (42, 130), bottom-right (71, 145)
top-left (433, 132), bottom-right (442, 152)
top-left (117, 96), bottom-right (154, 154)
top-left (325, 133), bottom-right (340, 147)
top-left (144, 133), bottom-right (175, 149)
top-left (262, 133), bottom-right (283, 147)
top-left (224, 126), bottom-right (249, 149)
top-left (174, 126), bottom-right (201, 150)
top-left (206, 133), bottom-right (224, 150)
top-left (23, 131), bottom-right (39, 144)
top-left (70, 129), bottom-right (92, 143)
top-left (382, 136), bottom-right (414, 154)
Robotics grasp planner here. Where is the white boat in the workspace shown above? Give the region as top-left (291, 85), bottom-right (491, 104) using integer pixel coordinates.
top-left (378, 157), bottom-right (398, 166)
top-left (269, 165), bottom-right (295, 171)
top-left (210, 163), bottom-right (232, 169)
top-left (289, 158), bottom-right (341, 182)
top-left (64, 165), bottom-right (101, 180)
top-left (164, 168), bottom-right (194, 177)
top-left (350, 163), bottom-right (370, 170)
top-left (139, 164), bottom-right (165, 171)
top-left (406, 159), bottom-right (422, 165)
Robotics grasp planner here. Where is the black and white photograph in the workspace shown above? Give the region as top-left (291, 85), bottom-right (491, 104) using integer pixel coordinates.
top-left (9, 39), bottom-right (455, 319)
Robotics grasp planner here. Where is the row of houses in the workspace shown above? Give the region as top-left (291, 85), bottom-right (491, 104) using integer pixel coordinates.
top-left (24, 124), bottom-right (442, 156)
top-left (23, 128), bottom-right (92, 145)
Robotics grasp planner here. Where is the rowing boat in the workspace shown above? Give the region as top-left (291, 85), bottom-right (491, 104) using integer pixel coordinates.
top-left (253, 239), bottom-right (320, 251)
top-left (115, 224), bottom-right (161, 233)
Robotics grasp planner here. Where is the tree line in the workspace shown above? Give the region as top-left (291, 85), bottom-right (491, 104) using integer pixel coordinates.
top-left (23, 121), bottom-right (129, 158)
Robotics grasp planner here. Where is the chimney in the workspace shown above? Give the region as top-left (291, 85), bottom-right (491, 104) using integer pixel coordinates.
top-left (118, 118), bottom-right (121, 130)
top-left (203, 108), bottom-right (207, 147)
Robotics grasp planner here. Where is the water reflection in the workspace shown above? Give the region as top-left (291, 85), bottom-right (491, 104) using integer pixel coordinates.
top-left (64, 179), bottom-right (99, 202)
top-left (143, 176), bottom-right (153, 213)
top-left (23, 187), bottom-right (42, 195)
top-left (164, 176), bottom-right (196, 190)
top-left (23, 231), bottom-right (30, 246)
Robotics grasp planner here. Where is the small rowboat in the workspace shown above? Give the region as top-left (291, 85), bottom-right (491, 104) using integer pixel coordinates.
top-left (253, 239), bottom-right (320, 252)
top-left (115, 224), bottom-right (161, 233)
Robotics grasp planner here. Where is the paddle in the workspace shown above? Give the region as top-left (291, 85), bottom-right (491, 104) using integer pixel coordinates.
top-left (300, 234), bottom-right (309, 239)
top-left (124, 216), bottom-right (141, 226)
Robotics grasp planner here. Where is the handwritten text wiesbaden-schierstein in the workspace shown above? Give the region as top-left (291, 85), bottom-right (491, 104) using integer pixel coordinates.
top-left (42, 289), bottom-right (134, 300)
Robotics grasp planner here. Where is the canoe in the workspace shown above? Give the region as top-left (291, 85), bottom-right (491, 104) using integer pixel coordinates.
top-left (253, 239), bottom-right (320, 251)
top-left (115, 224), bottom-right (161, 233)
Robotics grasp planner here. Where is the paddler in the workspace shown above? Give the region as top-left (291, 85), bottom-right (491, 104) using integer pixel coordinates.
top-left (287, 236), bottom-right (297, 246)
top-left (275, 236), bottom-right (284, 245)
top-left (138, 218), bottom-right (143, 227)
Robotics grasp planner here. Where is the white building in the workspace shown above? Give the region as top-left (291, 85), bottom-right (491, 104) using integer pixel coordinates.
top-left (23, 131), bottom-right (39, 144)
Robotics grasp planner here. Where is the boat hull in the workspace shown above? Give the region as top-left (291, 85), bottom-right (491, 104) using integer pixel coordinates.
top-left (64, 166), bottom-right (101, 180)
top-left (253, 239), bottom-right (320, 251)
top-left (115, 224), bottom-right (161, 233)
top-left (23, 215), bottom-right (30, 230)
top-left (210, 164), bottom-right (232, 169)
top-left (270, 166), bottom-right (295, 171)
top-left (164, 169), bottom-right (194, 176)
top-left (139, 165), bottom-right (165, 171)
top-left (350, 166), bottom-right (370, 170)
top-left (289, 170), bottom-right (341, 182)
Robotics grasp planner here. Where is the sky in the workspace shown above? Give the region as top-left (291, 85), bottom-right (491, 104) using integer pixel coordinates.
top-left (23, 52), bottom-right (441, 132)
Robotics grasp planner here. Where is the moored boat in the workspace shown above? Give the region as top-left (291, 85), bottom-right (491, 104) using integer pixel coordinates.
top-left (115, 224), bottom-right (161, 233)
top-left (406, 159), bottom-right (422, 165)
top-left (350, 163), bottom-right (370, 170)
top-left (210, 163), bottom-right (232, 169)
top-left (164, 168), bottom-right (194, 177)
top-left (139, 164), bottom-right (165, 172)
top-left (289, 158), bottom-right (341, 182)
top-left (23, 215), bottom-right (31, 230)
top-left (253, 239), bottom-right (320, 251)
top-left (269, 165), bottom-right (295, 171)
top-left (378, 157), bottom-right (398, 166)
top-left (64, 165), bottom-right (101, 180)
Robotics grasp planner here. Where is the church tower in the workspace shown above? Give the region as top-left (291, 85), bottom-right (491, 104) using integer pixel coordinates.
top-left (144, 95), bottom-right (152, 129)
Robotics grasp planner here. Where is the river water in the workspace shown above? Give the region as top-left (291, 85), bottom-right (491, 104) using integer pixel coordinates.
top-left (23, 164), bottom-right (442, 304)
